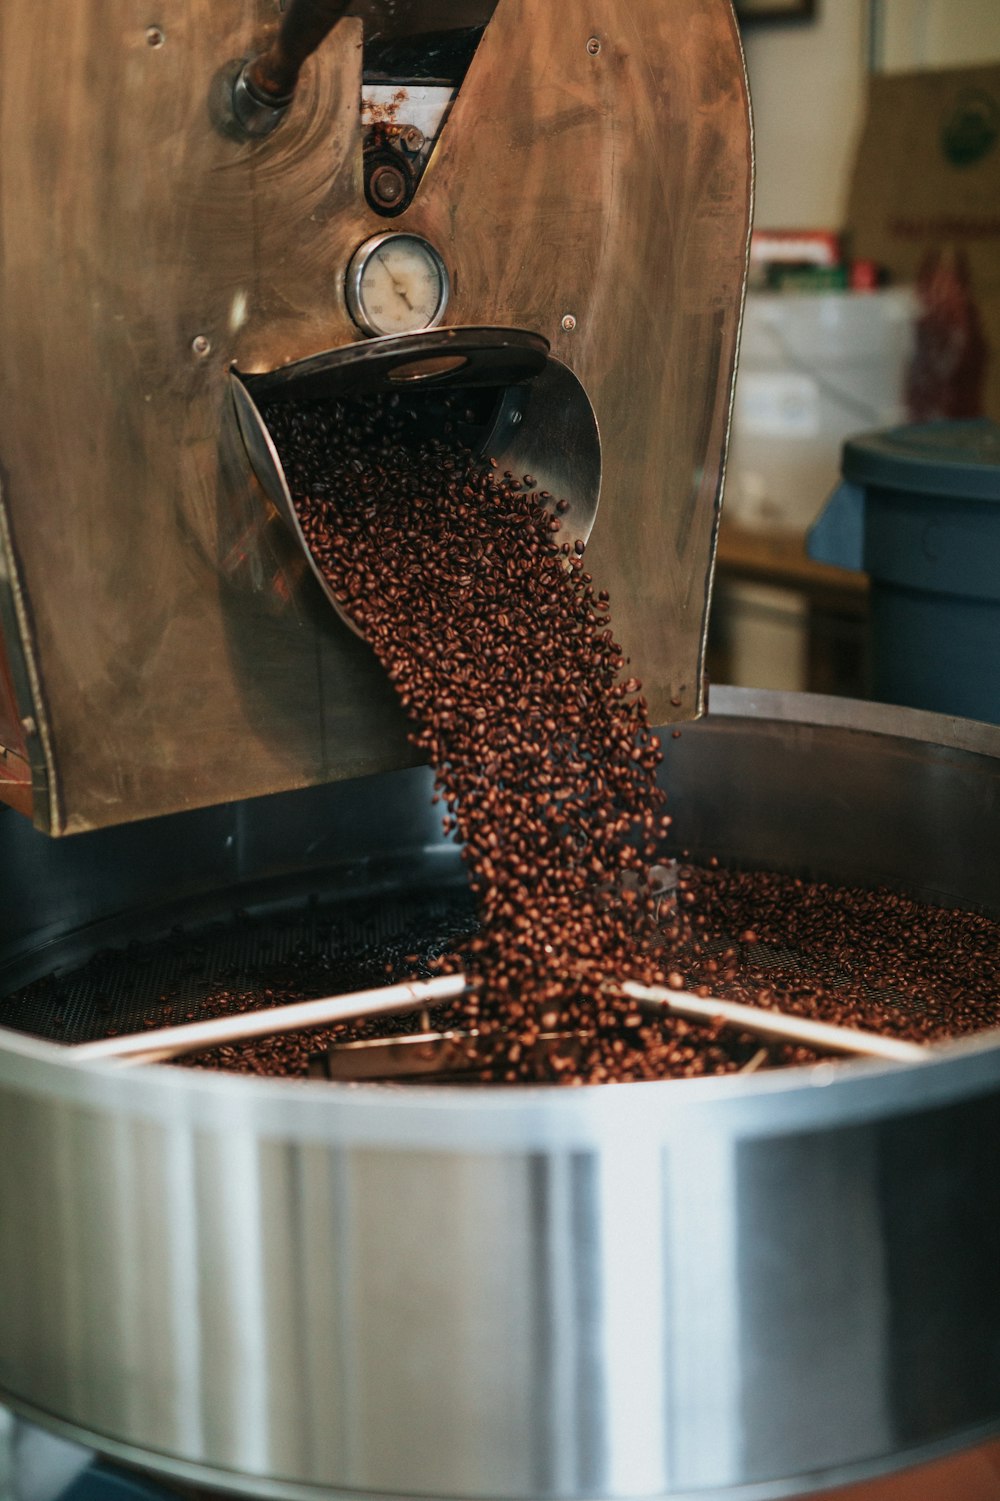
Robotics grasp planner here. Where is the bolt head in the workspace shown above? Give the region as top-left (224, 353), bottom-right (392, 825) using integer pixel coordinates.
top-left (370, 164), bottom-right (407, 206)
top-left (561, 314), bottom-right (577, 333)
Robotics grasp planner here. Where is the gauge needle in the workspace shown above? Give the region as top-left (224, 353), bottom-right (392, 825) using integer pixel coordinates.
top-left (378, 253), bottom-right (415, 311)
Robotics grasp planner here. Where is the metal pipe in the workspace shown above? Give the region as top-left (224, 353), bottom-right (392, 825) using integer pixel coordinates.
top-left (69, 967), bottom-right (926, 1071)
top-left (231, 0), bottom-right (352, 136)
top-left (620, 980), bottom-right (928, 1064)
top-left (245, 0), bottom-right (352, 104)
top-left (71, 974), bottom-right (469, 1067)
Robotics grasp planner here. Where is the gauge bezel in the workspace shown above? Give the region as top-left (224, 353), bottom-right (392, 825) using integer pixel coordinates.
top-left (345, 232), bottom-right (451, 339)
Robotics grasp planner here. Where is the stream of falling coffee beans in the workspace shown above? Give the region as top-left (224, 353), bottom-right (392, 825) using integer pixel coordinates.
top-left (254, 393), bottom-right (1000, 1085)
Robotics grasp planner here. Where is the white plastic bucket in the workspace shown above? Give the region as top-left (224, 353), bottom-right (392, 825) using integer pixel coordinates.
top-left (726, 289), bottom-right (917, 534)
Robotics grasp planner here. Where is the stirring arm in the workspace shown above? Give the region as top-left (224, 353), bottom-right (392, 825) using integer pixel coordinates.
top-left (68, 971), bottom-right (926, 1070)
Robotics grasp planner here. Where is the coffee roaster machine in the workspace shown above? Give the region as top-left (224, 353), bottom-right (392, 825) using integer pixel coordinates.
top-left (2, 3), bottom-right (1000, 1501)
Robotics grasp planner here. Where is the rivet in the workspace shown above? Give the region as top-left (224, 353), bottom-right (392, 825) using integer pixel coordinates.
top-left (587, 36), bottom-right (602, 55)
top-left (561, 314), bottom-right (577, 332)
top-left (146, 25), bottom-right (165, 47)
top-left (192, 334), bottom-right (212, 358)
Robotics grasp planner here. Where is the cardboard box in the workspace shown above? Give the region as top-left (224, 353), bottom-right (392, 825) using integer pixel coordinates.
top-left (847, 63), bottom-right (1000, 421)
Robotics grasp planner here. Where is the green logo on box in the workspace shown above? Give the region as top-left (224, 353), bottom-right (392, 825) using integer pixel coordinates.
top-left (942, 89), bottom-right (1000, 167)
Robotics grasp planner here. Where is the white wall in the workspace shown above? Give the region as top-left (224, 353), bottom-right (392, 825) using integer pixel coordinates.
top-left (877, 0), bottom-right (1000, 72)
top-left (742, 0), bottom-right (1000, 231)
top-left (741, 0), bottom-right (869, 228)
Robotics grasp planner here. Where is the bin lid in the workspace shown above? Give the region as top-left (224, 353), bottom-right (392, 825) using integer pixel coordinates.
top-left (843, 420), bottom-right (1000, 503)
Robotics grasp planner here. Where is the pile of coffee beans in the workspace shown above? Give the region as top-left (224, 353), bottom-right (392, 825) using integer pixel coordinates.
top-left (160, 862), bottom-right (999, 1077)
top-left (8, 859), bottom-right (999, 1078)
top-left (665, 863), bottom-right (1000, 1049)
top-left (265, 394), bottom-right (690, 1083)
top-left (256, 392), bottom-right (1000, 1084)
top-left (5, 387), bottom-right (996, 1079)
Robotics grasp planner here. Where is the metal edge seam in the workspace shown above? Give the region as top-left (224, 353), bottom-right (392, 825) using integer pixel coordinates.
top-left (0, 473), bottom-right (60, 833)
top-left (697, 1), bottom-right (756, 721)
top-left (708, 686), bottom-right (1000, 759)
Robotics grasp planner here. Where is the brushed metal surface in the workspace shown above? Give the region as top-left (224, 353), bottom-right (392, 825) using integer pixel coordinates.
top-left (0, 0), bottom-right (752, 831)
top-left (2, 692), bottom-right (1000, 1500)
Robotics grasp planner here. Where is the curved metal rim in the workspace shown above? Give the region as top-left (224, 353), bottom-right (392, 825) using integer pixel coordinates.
top-left (2, 688), bottom-right (999, 1145)
top-left (4, 1023), bottom-right (1000, 1147)
top-left (709, 685), bottom-right (1000, 759)
top-left (236, 325), bottom-right (551, 399)
top-left (344, 232), bottom-right (451, 339)
top-left (229, 374), bottom-right (365, 638)
top-left (4, 1390), bottom-right (1000, 1501)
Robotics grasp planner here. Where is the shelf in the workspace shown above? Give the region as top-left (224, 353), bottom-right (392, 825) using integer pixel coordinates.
top-left (716, 521), bottom-right (868, 611)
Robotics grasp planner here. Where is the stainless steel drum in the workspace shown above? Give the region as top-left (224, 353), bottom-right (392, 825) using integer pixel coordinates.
top-left (2, 688), bottom-right (1000, 1501)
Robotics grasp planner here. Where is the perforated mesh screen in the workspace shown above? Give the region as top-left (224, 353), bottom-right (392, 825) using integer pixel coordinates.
top-left (0, 886), bottom-right (476, 1046)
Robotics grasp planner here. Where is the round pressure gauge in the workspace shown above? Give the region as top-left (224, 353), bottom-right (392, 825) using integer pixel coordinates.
top-left (345, 233), bottom-right (450, 338)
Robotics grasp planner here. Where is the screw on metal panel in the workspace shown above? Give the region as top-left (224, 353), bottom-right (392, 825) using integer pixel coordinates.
top-left (146, 26), bottom-right (165, 47)
top-left (191, 335), bottom-right (211, 358)
top-left (561, 314), bottom-right (577, 332)
top-left (587, 36), bottom-right (602, 55)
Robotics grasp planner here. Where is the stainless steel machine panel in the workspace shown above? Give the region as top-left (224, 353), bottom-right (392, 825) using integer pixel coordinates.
top-left (0, 0), bottom-right (752, 833)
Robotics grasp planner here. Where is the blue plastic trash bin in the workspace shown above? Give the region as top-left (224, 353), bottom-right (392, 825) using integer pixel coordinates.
top-left (808, 420), bottom-right (1000, 723)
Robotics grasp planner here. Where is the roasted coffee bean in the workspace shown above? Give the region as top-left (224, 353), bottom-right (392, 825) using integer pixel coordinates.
top-left (169, 391), bottom-right (1000, 1084)
top-left (254, 393), bottom-right (690, 1082)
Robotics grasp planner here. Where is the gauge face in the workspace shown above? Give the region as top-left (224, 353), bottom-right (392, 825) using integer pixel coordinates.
top-left (345, 233), bottom-right (450, 338)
